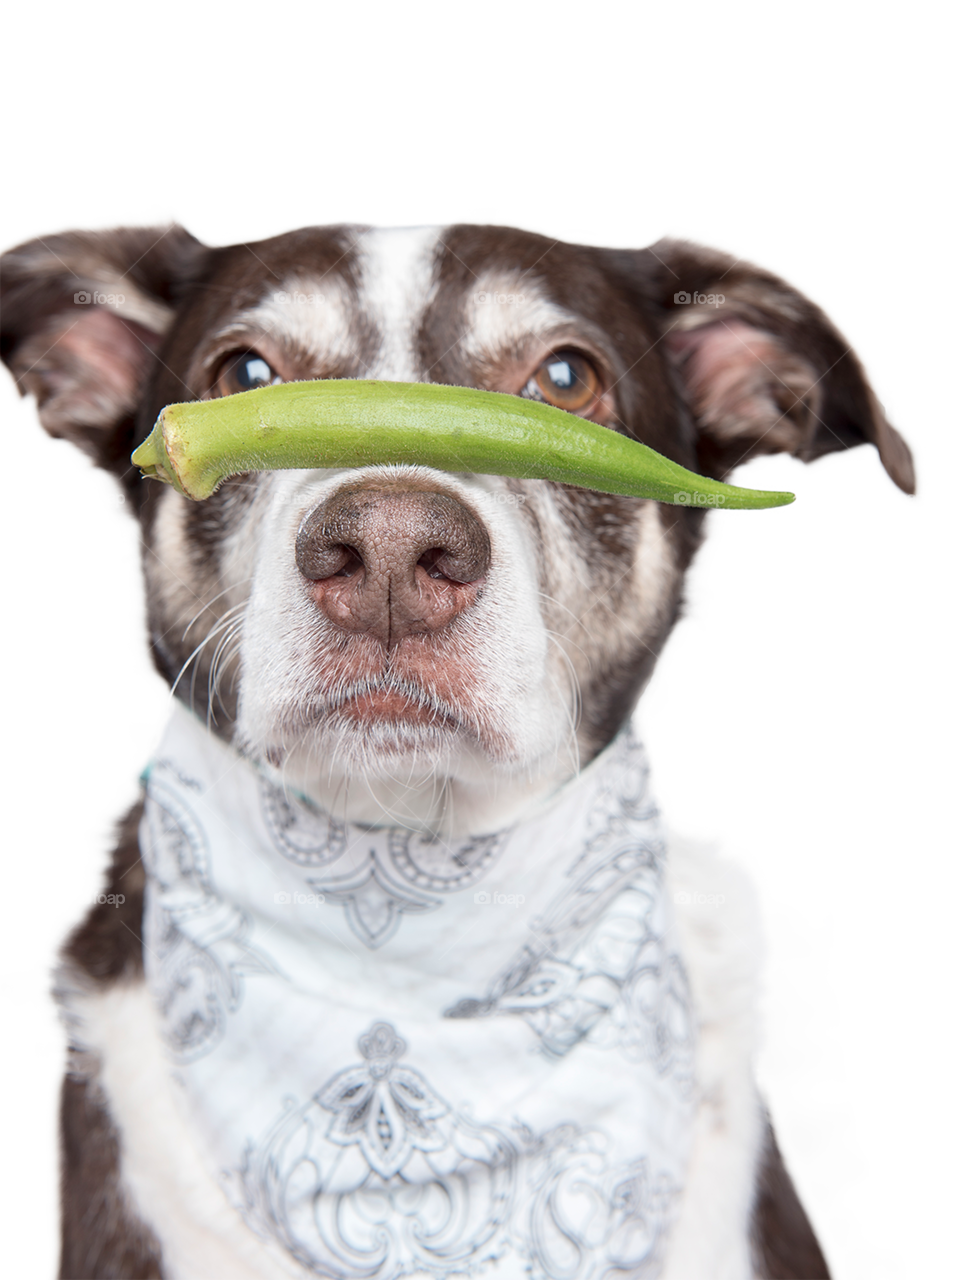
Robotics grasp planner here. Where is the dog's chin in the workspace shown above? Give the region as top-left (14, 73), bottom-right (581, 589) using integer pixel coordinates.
top-left (235, 666), bottom-right (579, 832)
top-left (251, 697), bottom-right (493, 792)
top-left (257, 710), bottom-right (576, 836)
top-left (254, 714), bottom-right (484, 832)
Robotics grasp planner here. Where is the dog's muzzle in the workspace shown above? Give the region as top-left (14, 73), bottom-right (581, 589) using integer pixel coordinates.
top-left (296, 480), bottom-right (491, 649)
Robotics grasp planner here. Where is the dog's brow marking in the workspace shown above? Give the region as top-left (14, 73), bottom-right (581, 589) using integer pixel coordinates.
top-left (217, 272), bottom-right (358, 375)
top-left (461, 274), bottom-right (572, 357)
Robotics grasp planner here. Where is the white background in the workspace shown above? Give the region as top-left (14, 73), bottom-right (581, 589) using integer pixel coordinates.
top-left (1, 2), bottom-right (956, 1276)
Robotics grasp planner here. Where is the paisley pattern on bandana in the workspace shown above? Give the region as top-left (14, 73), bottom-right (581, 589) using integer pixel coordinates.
top-left (242, 1022), bottom-right (676, 1280)
top-left (141, 775), bottom-right (277, 1062)
top-left (445, 738), bottom-right (694, 1090)
top-left (261, 778), bottom-right (509, 948)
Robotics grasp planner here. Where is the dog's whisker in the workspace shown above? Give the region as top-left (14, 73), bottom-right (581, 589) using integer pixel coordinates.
top-left (180, 583), bottom-right (252, 643)
top-left (171, 605), bottom-right (247, 705)
top-left (206, 620), bottom-right (244, 728)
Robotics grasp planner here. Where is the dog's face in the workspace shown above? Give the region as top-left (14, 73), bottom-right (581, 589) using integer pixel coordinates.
top-left (1, 224), bottom-right (913, 831)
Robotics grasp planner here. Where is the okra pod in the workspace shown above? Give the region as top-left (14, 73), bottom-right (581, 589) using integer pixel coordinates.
top-left (132, 379), bottom-right (794, 510)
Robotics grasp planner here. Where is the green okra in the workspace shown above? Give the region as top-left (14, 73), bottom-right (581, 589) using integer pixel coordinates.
top-left (131, 379), bottom-right (795, 510)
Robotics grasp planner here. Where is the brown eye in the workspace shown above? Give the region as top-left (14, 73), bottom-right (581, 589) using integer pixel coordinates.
top-left (214, 349), bottom-right (282, 398)
top-left (523, 350), bottom-right (601, 414)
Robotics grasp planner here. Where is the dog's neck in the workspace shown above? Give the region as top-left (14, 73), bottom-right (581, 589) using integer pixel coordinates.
top-left (269, 747), bottom-right (585, 839)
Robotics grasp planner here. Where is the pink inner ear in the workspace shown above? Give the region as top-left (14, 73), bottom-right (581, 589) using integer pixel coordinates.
top-left (19, 306), bottom-right (162, 444)
top-left (667, 318), bottom-right (818, 450)
top-left (53, 307), bottom-right (156, 406)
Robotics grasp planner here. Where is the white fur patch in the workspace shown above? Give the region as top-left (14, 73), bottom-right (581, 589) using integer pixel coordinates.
top-left (662, 836), bottom-right (765, 1280)
top-left (226, 272), bottom-right (359, 372)
top-left (460, 270), bottom-right (575, 368)
top-left (355, 226), bottom-right (441, 379)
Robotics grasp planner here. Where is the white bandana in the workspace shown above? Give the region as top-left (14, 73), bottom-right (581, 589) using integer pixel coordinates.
top-left (140, 704), bottom-right (696, 1280)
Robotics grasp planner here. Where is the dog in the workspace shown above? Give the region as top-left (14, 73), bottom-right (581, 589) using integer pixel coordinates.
top-left (1, 223), bottom-right (913, 1280)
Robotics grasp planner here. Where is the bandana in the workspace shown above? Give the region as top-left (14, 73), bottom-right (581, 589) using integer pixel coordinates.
top-left (140, 704), bottom-right (695, 1280)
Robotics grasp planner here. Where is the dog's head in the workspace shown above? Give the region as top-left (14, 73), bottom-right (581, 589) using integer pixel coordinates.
top-left (1, 224), bottom-right (913, 831)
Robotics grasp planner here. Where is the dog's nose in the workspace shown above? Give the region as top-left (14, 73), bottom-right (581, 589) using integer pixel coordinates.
top-left (296, 484), bottom-right (491, 648)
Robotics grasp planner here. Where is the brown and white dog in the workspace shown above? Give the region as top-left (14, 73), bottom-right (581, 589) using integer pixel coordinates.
top-left (1, 224), bottom-right (913, 1280)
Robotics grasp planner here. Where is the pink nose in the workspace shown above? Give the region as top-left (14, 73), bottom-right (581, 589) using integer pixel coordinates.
top-left (295, 483), bottom-right (491, 650)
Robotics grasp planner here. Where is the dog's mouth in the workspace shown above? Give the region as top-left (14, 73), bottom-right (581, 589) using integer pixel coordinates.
top-left (322, 675), bottom-right (464, 731)
top-left (336, 686), bottom-right (459, 728)
top-left (253, 671), bottom-right (483, 778)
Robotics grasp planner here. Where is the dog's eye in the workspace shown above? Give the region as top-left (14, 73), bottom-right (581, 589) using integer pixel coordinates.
top-left (214, 350), bottom-right (282, 397)
top-left (522, 351), bottom-right (600, 414)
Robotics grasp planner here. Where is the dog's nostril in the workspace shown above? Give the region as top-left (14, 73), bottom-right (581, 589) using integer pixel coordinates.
top-left (296, 540), bottom-right (363, 581)
top-left (418, 548), bottom-right (455, 581)
top-left (331, 546), bottom-right (364, 578)
top-left (417, 547), bottom-right (485, 584)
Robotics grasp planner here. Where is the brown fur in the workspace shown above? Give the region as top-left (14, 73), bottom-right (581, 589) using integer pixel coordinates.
top-left (751, 1120), bottom-right (831, 1279)
top-left (64, 802), bottom-right (147, 983)
top-left (60, 1073), bottom-right (164, 1280)
top-left (59, 802), bottom-right (165, 1277)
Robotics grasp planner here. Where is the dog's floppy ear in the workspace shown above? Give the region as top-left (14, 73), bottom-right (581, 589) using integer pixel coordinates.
top-left (640, 239), bottom-right (914, 493)
top-left (1, 225), bottom-right (206, 472)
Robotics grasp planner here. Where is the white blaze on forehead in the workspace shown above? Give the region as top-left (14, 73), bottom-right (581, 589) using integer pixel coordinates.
top-left (225, 273), bottom-right (357, 367)
top-left (460, 271), bottom-right (575, 366)
top-left (355, 226), bottom-right (442, 380)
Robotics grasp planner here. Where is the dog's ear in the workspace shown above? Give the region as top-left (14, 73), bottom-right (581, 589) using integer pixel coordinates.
top-left (1, 225), bottom-right (206, 472)
top-left (639, 239), bottom-right (914, 493)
